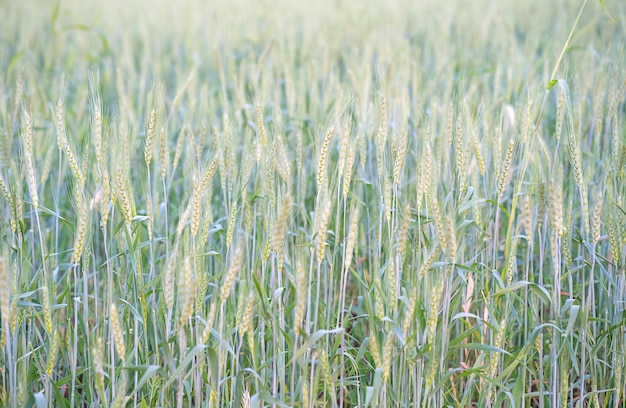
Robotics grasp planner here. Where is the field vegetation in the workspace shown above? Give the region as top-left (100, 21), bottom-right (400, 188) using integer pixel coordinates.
top-left (0, 0), bottom-right (625, 406)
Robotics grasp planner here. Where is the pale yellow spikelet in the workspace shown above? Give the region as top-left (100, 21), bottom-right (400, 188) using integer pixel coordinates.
top-left (521, 101), bottom-right (532, 144)
top-left (21, 110), bottom-right (38, 209)
top-left (592, 190), bottom-right (603, 246)
top-left (344, 208), bottom-right (359, 270)
top-left (384, 178), bottom-right (391, 224)
top-left (401, 289), bottom-right (417, 341)
top-left (73, 189), bottom-right (88, 264)
top-left (226, 204), bottom-right (237, 249)
top-left (191, 175), bottom-right (202, 238)
top-left (455, 116), bottom-right (466, 194)
top-left (109, 302), bottom-right (126, 359)
top-left (505, 238), bottom-right (518, 286)
top-left (523, 194), bottom-right (533, 239)
top-left (446, 103), bottom-right (454, 147)
top-left (393, 129), bottom-right (408, 186)
top-left (358, 131), bottom-right (366, 167)
top-left (160, 126), bottom-right (167, 180)
top-left (549, 178), bottom-right (564, 238)
top-left (382, 331), bottom-right (395, 384)
top-left (317, 125), bottom-right (334, 188)
top-left (318, 348), bottom-right (331, 390)
top-left (41, 286), bottom-right (53, 334)
top-left (145, 109), bottom-right (156, 166)
top-left (550, 232), bottom-right (560, 276)
top-left (272, 195), bottom-right (292, 252)
top-left (374, 282), bottom-right (385, 320)
top-left (446, 216), bottom-right (457, 261)
top-left (201, 301), bottom-right (218, 344)
top-left (418, 248), bottom-right (440, 281)
top-left (100, 170), bottom-right (111, 229)
top-left (473, 134), bottom-right (485, 177)
top-left (301, 380), bottom-right (310, 408)
top-left (343, 143), bottom-right (357, 199)
top-left (387, 257), bottom-right (397, 310)
top-left (92, 99), bottom-right (103, 170)
top-left (115, 168), bottom-right (133, 227)
top-left (556, 90), bottom-right (565, 143)
top-left (46, 332), bottom-right (58, 377)
top-left (427, 277), bottom-right (443, 345)
top-left (0, 172), bottom-right (13, 208)
top-left (294, 261), bottom-right (307, 337)
top-left (164, 249), bottom-right (177, 310)
top-left (316, 199), bottom-right (332, 265)
top-left (220, 245), bottom-right (244, 303)
top-left (112, 371), bottom-right (127, 408)
top-left (256, 104), bottom-right (267, 146)
top-left (369, 331), bottom-right (382, 369)
top-left (567, 130), bottom-right (584, 190)
top-left (55, 99), bottom-right (84, 187)
top-left (431, 197), bottom-right (447, 253)
top-left (172, 126), bottom-right (187, 174)
top-left (608, 215), bottom-right (619, 265)
top-left (424, 142), bottom-right (433, 204)
top-left (497, 138), bottom-right (515, 202)
top-left (608, 78), bottom-right (626, 119)
top-left (179, 256), bottom-right (195, 325)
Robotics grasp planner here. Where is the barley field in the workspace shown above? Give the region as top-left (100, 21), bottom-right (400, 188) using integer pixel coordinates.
top-left (0, 0), bottom-right (625, 406)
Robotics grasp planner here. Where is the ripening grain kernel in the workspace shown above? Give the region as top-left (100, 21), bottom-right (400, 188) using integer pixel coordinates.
top-left (384, 178), bottom-right (391, 224)
top-left (316, 199), bottom-right (332, 265)
top-left (21, 110), bottom-right (38, 209)
top-left (369, 331), bottom-right (382, 370)
top-left (191, 175), bottom-right (201, 238)
top-left (115, 169), bottom-right (133, 227)
top-left (73, 189), bottom-right (88, 264)
top-left (160, 126), bottom-right (167, 180)
top-left (556, 90), bottom-right (565, 143)
top-left (272, 195), bottom-right (292, 252)
top-left (382, 331), bottom-right (395, 384)
top-left (201, 302), bottom-right (217, 344)
top-left (418, 248), bottom-right (440, 281)
top-left (401, 290), bottom-right (417, 340)
top-left (256, 104), bottom-right (267, 146)
top-left (343, 143), bottom-right (357, 199)
top-left (473, 134), bottom-right (485, 177)
top-left (446, 216), bottom-right (457, 261)
top-left (41, 286), bottom-right (53, 334)
top-left (424, 142), bottom-right (433, 204)
top-left (46, 333), bottom-right (58, 377)
top-left (592, 191), bottom-right (603, 246)
top-left (144, 109), bottom-right (156, 166)
top-left (523, 194), bottom-right (533, 239)
top-left (172, 126), bottom-right (187, 174)
top-left (110, 303), bottom-right (126, 359)
top-left (220, 246), bottom-right (243, 303)
top-left (387, 257), bottom-right (397, 310)
top-left (317, 125), bottom-right (334, 188)
top-left (294, 261), bottom-right (307, 337)
top-left (393, 130), bottom-right (408, 186)
top-left (0, 172), bottom-right (13, 207)
top-left (396, 204), bottom-right (410, 255)
top-left (549, 179), bottom-right (564, 238)
top-left (374, 282), bottom-right (385, 320)
top-left (431, 197), bottom-right (447, 253)
top-left (497, 138), bottom-right (515, 202)
top-left (179, 256), bottom-right (195, 325)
